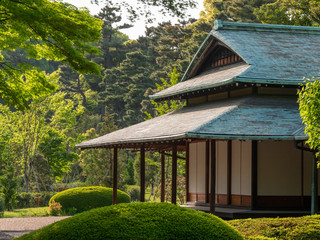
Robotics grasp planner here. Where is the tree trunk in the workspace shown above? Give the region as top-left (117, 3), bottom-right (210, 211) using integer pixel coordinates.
top-left (32, 165), bottom-right (41, 193)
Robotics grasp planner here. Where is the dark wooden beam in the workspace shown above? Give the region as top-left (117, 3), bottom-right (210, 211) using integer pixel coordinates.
top-left (112, 147), bottom-right (118, 205)
top-left (160, 151), bottom-right (186, 160)
top-left (161, 153), bottom-right (165, 202)
top-left (205, 140), bottom-right (210, 203)
top-left (227, 140), bottom-right (232, 205)
top-left (140, 145), bottom-right (145, 202)
top-left (210, 140), bottom-right (216, 214)
top-left (251, 140), bottom-right (258, 209)
top-left (185, 142), bottom-right (190, 202)
top-left (172, 143), bottom-right (177, 204)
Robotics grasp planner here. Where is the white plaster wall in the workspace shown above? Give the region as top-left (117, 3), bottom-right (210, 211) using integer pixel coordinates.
top-left (189, 143), bottom-right (197, 194)
top-left (216, 140), bottom-right (228, 194)
top-left (197, 142), bottom-right (206, 194)
top-left (241, 140), bottom-right (252, 195)
top-left (232, 140), bottom-right (241, 195)
top-left (257, 141), bottom-right (301, 196)
top-left (231, 140), bottom-right (252, 196)
top-left (188, 142), bottom-right (206, 194)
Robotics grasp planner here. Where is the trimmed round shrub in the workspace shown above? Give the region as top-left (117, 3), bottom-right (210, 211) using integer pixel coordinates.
top-left (124, 185), bottom-right (140, 201)
top-left (49, 186), bottom-right (130, 214)
top-left (17, 202), bottom-right (243, 240)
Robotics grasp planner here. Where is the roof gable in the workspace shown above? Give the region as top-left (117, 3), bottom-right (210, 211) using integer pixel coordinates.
top-left (151, 20), bottom-right (320, 101)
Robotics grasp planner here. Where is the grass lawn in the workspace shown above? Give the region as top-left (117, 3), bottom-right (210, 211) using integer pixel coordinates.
top-left (229, 215), bottom-right (320, 239)
top-left (3, 207), bottom-right (48, 218)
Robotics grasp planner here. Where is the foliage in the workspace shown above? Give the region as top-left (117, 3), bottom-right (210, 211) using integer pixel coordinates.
top-left (0, 0), bottom-right (102, 110)
top-left (145, 68), bottom-right (186, 119)
top-left (0, 161), bottom-right (19, 211)
top-left (79, 113), bottom-right (127, 187)
top-left (256, 0), bottom-right (320, 26)
top-left (47, 200), bottom-right (62, 216)
top-left (3, 207), bottom-right (48, 218)
top-left (49, 186), bottom-right (130, 214)
top-left (124, 158), bottom-right (135, 185)
top-left (94, 0), bottom-right (197, 22)
top-left (0, 80), bottom-right (84, 192)
top-left (0, 196), bottom-right (4, 217)
top-left (124, 185), bottom-right (140, 201)
top-left (16, 192), bottom-right (55, 209)
top-left (298, 78), bottom-right (320, 152)
top-left (229, 215), bottom-right (320, 239)
top-left (17, 202), bottom-right (243, 240)
top-left (199, 0), bottom-right (275, 24)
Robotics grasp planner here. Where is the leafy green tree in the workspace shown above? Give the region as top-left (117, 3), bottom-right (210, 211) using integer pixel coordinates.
top-left (0, 0), bottom-right (102, 110)
top-left (0, 73), bottom-right (84, 192)
top-left (200, 0), bottom-right (275, 24)
top-left (0, 161), bottom-right (19, 210)
top-left (144, 68), bottom-right (185, 119)
top-left (96, 0), bottom-right (197, 21)
top-left (256, 0), bottom-right (320, 26)
top-left (299, 78), bottom-right (320, 152)
top-left (39, 130), bottom-right (79, 183)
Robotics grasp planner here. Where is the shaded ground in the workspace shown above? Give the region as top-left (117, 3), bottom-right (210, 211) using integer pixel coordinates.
top-left (0, 216), bottom-right (69, 240)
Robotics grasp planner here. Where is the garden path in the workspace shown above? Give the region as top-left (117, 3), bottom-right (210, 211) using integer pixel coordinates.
top-left (0, 216), bottom-right (69, 240)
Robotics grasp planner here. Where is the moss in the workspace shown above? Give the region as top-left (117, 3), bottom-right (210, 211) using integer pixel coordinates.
top-left (229, 215), bottom-right (320, 240)
top-left (49, 186), bottom-right (130, 214)
top-left (17, 202), bottom-right (243, 240)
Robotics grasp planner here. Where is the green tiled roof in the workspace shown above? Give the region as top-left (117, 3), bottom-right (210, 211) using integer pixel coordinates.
top-left (77, 96), bottom-right (306, 149)
top-left (150, 20), bottom-right (320, 100)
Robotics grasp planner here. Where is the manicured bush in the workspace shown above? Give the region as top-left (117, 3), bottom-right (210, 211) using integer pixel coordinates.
top-left (49, 186), bottom-right (130, 214)
top-left (17, 202), bottom-right (243, 240)
top-left (229, 215), bottom-right (320, 239)
top-left (124, 185), bottom-right (140, 201)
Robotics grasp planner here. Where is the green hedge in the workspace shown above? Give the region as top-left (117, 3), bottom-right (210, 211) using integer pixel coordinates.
top-left (16, 192), bottom-right (55, 209)
top-left (229, 215), bottom-right (320, 239)
top-left (49, 186), bottom-right (130, 214)
top-left (17, 202), bottom-right (243, 240)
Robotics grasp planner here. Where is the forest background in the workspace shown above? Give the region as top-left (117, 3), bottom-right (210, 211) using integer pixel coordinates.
top-left (1, 0), bottom-right (319, 208)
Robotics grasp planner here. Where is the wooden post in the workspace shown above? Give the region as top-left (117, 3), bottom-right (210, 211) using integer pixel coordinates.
top-left (210, 140), bottom-right (216, 214)
top-left (185, 141), bottom-right (190, 202)
top-left (311, 153), bottom-right (318, 215)
top-left (227, 140), bottom-right (232, 205)
top-left (251, 140), bottom-right (258, 209)
top-left (161, 152), bottom-right (165, 202)
top-left (140, 145), bottom-right (145, 202)
top-left (205, 140), bottom-right (210, 203)
top-left (113, 147), bottom-right (118, 205)
top-left (172, 143), bottom-right (177, 204)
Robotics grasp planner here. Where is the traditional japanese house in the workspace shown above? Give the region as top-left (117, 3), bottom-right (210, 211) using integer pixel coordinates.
top-left (77, 20), bottom-right (320, 217)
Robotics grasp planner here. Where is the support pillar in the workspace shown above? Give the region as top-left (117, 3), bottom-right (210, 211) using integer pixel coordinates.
top-left (140, 145), bottom-right (145, 202)
top-left (210, 140), bottom-right (216, 214)
top-left (251, 140), bottom-right (258, 209)
top-left (227, 140), bottom-right (232, 205)
top-left (311, 153), bottom-right (318, 215)
top-left (185, 141), bottom-right (190, 202)
top-left (112, 147), bottom-right (118, 205)
top-left (205, 140), bottom-right (210, 203)
top-left (172, 143), bottom-right (177, 204)
top-left (161, 152), bottom-right (165, 202)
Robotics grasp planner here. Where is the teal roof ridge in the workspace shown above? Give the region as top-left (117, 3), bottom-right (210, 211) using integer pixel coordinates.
top-left (213, 20), bottom-right (320, 34)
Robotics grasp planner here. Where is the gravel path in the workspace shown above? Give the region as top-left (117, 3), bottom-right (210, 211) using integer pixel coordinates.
top-left (0, 216), bottom-right (69, 240)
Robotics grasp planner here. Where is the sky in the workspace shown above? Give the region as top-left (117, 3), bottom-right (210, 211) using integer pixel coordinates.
top-left (62, 0), bottom-right (204, 39)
